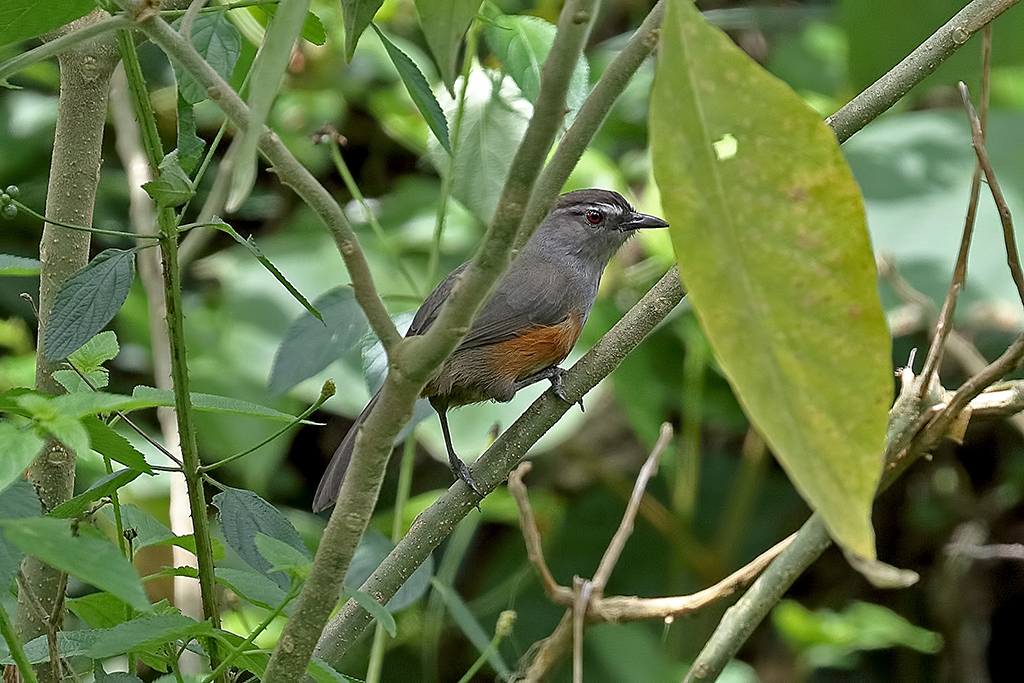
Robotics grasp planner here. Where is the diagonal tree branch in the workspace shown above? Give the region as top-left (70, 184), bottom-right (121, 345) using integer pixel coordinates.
top-left (315, 266), bottom-right (687, 663)
top-left (825, 0), bottom-right (1021, 143)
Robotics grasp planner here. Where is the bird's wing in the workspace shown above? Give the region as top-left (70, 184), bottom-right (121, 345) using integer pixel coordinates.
top-left (458, 258), bottom-right (576, 348)
top-left (407, 262), bottom-right (468, 336)
top-left (406, 258), bottom-right (577, 348)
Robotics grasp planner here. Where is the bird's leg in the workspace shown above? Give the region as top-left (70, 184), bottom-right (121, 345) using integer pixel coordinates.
top-left (433, 402), bottom-right (486, 498)
top-left (513, 365), bottom-right (584, 411)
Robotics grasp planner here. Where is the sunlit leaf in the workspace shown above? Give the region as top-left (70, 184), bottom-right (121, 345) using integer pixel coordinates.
top-left (482, 12), bottom-right (590, 120)
top-left (650, 0), bottom-right (890, 559)
top-left (0, 422), bottom-right (43, 492)
top-left (428, 68), bottom-right (531, 225)
top-left (0, 517), bottom-right (151, 611)
top-left (0, 0), bottom-right (94, 46)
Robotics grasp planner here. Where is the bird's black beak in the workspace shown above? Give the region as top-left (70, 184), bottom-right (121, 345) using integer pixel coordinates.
top-left (621, 211), bottom-right (669, 232)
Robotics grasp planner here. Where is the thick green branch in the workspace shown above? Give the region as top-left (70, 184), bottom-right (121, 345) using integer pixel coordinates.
top-left (315, 267), bottom-right (687, 663)
top-left (396, 0), bottom-right (598, 383)
top-left (19, 13), bottom-right (119, 680)
top-left (157, 208), bottom-right (223, 643)
top-left (255, 2), bottom-right (598, 679)
top-left (826, 0), bottom-right (1022, 143)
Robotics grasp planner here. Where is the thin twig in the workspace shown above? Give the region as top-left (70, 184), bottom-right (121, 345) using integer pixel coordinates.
top-left (591, 423), bottom-right (673, 597)
top-left (572, 577), bottom-right (589, 683)
top-left (515, 533), bottom-right (794, 681)
top-left (959, 82), bottom-right (1024, 307)
top-left (65, 358), bottom-right (184, 467)
top-left (508, 463), bottom-right (569, 601)
top-left (915, 27), bottom-right (992, 398)
top-left (825, 0), bottom-right (1021, 143)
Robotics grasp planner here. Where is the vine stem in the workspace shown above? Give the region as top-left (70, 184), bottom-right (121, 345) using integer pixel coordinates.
top-left (157, 206), bottom-right (223, 670)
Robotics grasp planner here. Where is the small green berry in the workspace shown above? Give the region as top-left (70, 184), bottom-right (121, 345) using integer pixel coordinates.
top-left (1, 204), bottom-right (18, 219)
top-left (4, 185), bottom-right (19, 199)
top-left (0, 193), bottom-right (8, 204)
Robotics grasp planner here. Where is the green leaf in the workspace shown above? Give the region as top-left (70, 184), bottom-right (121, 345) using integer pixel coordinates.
top-left (68, 592), bottom-right (132, 629)
top-left (4, 630), bottom-right (99, 665)
top-left (345, 530), bottom-right (433, 612)
top-left (151, 533), bottom-right (224, 560)
top-left (372, 24), bottom-right (451, 153)
top-left (482, 12), bottom-right (590, 118)
top-left (212, 487), bottom-right (309, 588)
top-left (207, 218), bottom-right (323, 323)
top-left (428, 67), bottom-right (531, 225)
top-left (650, 0), bottom-right (890, 559)
top-left (257, 4), bottom-right (326, 46)
top-left (0, 0), bottom-right (95, 46)
top-left (414, 0), bottom-right (482, 88)
top-left (172, 10), bottom-right (242, 105)
top-left (269, 287), bottom-right (369, 394)
top-left (216, 567), bottom-right (289, 610)
top-left (255, 532), bottom-right (311, 579)
top-left (308, 657), bottom-right (363, 683)
top-left (44, 249), bottom-right (137, 360)
top-left (48, 391), bottom-right (142, 418)
top-left (70, 329), bottom-right (119, 366)
top-left (0, 421), bottom-right (43, 492)
top-left (83, 417), bottom-right (153, 474)
top-left (129, 385), bottom-right (306, 422)
top-left (0, 478), bottom-right (39, 593)
top-left (773, 600), bottom-right (943, 670)
top-left (87, 614), bottom-right (214, 658)
top-left (52, 368), bottom-right (97, 394)
top-left (0, 517), bottom-right (152, 611)
top-left (176, 95), bottom-right (205, 175)
top-left (216, 631), bottom-right (269, 678)
top-left (95, 664), bottom-right (145, 683)
top-left (0, 253), bottom-right (40, 275)
top-left (49, 468), bottom-right (143, 519)
top-left (142, 152), bottom-right (194, 208)
top-left (341, 0), bottom-right (384, 61)
top-left (16, 393), bottom-right (91, 457)
top-left (54, 330), bottom-right (120, 393)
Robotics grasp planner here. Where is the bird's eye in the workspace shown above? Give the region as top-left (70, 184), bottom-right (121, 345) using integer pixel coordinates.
top-left (584, 210), bottom-right (603, 225)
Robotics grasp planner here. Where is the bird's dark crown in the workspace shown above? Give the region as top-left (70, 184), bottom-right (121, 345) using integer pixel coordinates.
top-left (556, 189), bottom-right (634, 222)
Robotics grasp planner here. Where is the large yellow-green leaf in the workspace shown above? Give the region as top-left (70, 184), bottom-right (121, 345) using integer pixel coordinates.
top-left (650, 0), bottom-right (891, 559)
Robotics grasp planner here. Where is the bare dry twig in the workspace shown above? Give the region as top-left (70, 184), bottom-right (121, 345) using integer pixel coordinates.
top-left (510, 424), bottom-right (794, 681)
top-left (917, 27), bottom-right (992, 398)
top-left (960, 82), bottom-right (1023, 309)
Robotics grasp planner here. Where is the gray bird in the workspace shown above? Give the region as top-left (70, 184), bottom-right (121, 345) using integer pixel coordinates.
top-left (313, 188), bottom-right (668, 512)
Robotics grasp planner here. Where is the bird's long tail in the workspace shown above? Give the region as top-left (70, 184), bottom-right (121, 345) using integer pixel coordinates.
top-left (312, 392), bottom-right (380, 513)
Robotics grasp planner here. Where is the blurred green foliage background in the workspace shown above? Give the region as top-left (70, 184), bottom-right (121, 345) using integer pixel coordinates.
top-left (3, 0), bottom-right (1024, 681)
